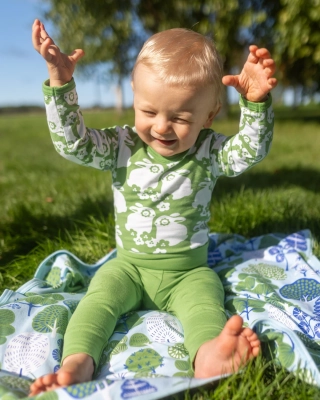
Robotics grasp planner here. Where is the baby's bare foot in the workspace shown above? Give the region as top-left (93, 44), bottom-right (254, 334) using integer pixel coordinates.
top-left (29, 353), bottom-right (94, 396)
top-left (194, 315), bottom-right (260, 378)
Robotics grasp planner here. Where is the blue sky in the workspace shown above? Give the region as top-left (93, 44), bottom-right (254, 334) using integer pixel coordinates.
top-left (1, 0), bottom-right (299, 108)
top-left (0, 0), bottom-right (133, 108)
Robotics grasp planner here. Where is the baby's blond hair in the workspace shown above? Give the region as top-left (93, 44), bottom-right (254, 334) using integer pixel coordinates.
top-left (132, 28), bottom-right (224, 112)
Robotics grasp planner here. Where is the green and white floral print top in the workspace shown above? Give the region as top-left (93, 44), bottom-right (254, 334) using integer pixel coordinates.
top-left (43, 79), bottom-right (274, 270)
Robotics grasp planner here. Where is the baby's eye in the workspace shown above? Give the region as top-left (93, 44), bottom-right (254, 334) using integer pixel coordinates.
top-left (173, 117), bottom-right (189, 124)
top-left (143, 110), bottom-right (156, 116)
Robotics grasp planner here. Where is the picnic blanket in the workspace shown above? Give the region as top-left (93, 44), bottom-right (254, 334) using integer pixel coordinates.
top-left (0, 229), bottom-right (320, 399)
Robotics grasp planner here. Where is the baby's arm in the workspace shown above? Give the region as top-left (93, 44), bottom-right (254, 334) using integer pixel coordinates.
top-left (43, 81), bottom-right (121, 171)
top-left (32, 19), bottom-right (120, 170)
top-left (32, 19), bottom-right (84, 87)
top-left (222, 45), bottom-right (277, 102)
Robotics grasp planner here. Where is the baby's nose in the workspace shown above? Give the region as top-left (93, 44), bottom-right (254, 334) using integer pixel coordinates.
top-left (154, 117), bottom-right (171, 135)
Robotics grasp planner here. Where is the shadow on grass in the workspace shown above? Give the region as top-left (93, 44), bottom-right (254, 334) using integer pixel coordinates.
top-left (214, 166), bottom-right (320, 241)
top-left (228, 104), bottom-right (320, 123)
top-left (1, 166), bottom-right (320, 266)
top-left (0, 196), bottom-right (114, 267)
top-left (215, 166), bottom-right (320, 194)
top-left (244, 214), bottom-right (320, 244)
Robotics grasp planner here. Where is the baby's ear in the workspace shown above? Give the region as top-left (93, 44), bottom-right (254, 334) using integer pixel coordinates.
top-left (203, 108), bottom-right (220, 128)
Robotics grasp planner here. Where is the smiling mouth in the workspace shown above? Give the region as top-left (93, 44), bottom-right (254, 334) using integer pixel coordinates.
top-left (155, 138), bottom-right (177, 146)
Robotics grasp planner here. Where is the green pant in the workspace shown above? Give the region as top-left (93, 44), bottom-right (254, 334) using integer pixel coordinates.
top-left (63, 257), bottom-right (227, 369)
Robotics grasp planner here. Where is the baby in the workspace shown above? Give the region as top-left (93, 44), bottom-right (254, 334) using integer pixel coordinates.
top-left (30, 19), bottom-right (276, 395)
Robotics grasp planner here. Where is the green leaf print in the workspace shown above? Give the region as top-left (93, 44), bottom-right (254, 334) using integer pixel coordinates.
top-left (32, 305), bottom-right (69, 336)
top-left (175, 360), bottom-right (190, 371)
top-left (259, 330), bottom-right (284, 342)
top-left (129, 333), bottom-right (150, 347)
top-left (243, 263), bottom-right (287, 280)
top-left (0, 310), bottom-right (15, 345)
top-left (125, 349), bottom-right (164, 373)
top-left (106, 337), bottom-right (128, 359)
top-left (64, 381), bottom-right (97, 398)
top-left (17, 293), bottom-right (64, 317)
top-left (252, 283), bottom-right (278, 296)
top-left (63, 300), bottom-right (79, 314)
top-left (265, 293), bottom-right (296, 310)
top-left (278, 342), bottom-right (295, 368)
top-left (236, 273), bottom-right (279, 296)
top-left (168, 343), bottom-right (189, 359)
top-left (45, 267), bottom-right (62, 288)
top-left (225, 297), bottom-right (266, 315)
top-left (25, 293), bottom-right (64, 302)
top-left (236, 276), bottom-right (256, 291)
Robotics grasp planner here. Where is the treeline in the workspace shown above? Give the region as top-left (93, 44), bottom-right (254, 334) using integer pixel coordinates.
top-left (42, 0), bottom-right (320, 110)
top-left (0, 106), bottom-right (45, 115)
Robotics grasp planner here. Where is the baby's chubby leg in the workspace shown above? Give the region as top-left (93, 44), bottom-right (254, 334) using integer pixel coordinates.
top-left (29, 353), bottom-right (94, 395)
top-left (194, 315), bottom-right (260, 378)
top-left (29, 259), bottom-right (143, 395)
top-left (166, 266), bottom-right (260, 377)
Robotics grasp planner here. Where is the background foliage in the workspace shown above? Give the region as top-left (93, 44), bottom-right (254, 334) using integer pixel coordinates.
top-left (43, 0), bottom-right (320, 110)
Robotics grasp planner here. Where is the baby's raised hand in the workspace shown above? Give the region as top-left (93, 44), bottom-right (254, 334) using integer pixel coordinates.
top-left (222, 45), bottom-right (277, 102)
top-left (32, 19), bottom-right (84, 87)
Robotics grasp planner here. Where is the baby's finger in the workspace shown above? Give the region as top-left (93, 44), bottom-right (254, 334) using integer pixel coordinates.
top-left (39, 37), bottom-right (56, 62)
top-left (263, 58), bottom-right (275, 68)
top-left (247, 45), bottom-right (259, 63)
top-left (69, 49), bottom-right (85, 64)
top-left (32, 19), bottom-right (42, 52)
top-left (255, 47), bottom-right (271, 60)
top-left (263, 60), bottom-right (276, 76)
top-left (222, 75), bottom-right (239, 88)
top-left (39, 22), bottom-right (55, 46)
top-left (267, 77), bottom-right (278, 89)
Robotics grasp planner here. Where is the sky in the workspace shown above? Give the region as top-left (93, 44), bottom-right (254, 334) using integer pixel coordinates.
top-left (1, 0), bottom-right (299, 108)
top-left (0, 0), bottom-right (133, 108)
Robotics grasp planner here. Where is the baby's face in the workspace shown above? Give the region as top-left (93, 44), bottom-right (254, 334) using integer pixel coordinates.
top-left (132, 64), bottom-right (216, 157)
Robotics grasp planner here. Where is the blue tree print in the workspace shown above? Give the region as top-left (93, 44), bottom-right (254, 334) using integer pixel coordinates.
top-left (280, 279), bottom-right (320, 302)
top-left (314, 297), bottom-right (320, 320)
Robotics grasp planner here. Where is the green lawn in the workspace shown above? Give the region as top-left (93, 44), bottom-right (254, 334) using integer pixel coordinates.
top-left (0, 105), bottom-right (320, 398)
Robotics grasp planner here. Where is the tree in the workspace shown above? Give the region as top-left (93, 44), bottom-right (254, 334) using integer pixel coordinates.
top-left (43, 0), bottom-right (144, 111)
top-left (43, 0), bottom-right (320, 109)
top-left (249, 0), bottom-right (320, 102)
top-left (275, 0), bottom-right (320, 98)
top-left (43, 0), bottom-right (252, 112)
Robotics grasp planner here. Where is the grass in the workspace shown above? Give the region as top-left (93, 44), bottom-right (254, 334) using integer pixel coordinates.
top-left (0, 105), bottom-right (320, 398)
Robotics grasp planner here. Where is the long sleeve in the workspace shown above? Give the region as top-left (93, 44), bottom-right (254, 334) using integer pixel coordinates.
top-left (42, 79), bottom-right (119, 171)
top-left (210, 95), bottom-right (274, 177)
